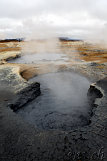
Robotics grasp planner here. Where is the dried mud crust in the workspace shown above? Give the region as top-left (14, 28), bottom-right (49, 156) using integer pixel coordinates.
top-left (0, 65), bottom-right (107, 161)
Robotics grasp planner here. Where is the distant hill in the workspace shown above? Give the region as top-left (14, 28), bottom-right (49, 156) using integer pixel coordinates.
top-left (0, 38), bottom-right (24, 42)
top-left (59, 37), bottom-right (82, 42)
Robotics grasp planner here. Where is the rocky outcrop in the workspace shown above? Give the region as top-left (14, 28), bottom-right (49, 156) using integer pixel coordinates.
top-left (0, 65), bottom-right (41, 111)
top-left (87, 83), bottom-right (103, 106)
top-left (9, 82), bottom-right (40, 111)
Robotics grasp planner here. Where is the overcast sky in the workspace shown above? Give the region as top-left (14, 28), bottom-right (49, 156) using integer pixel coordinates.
top-left (0, 0), bottom-right (107, 40)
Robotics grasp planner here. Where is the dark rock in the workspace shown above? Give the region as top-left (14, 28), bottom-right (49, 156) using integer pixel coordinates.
top-left (9, 82), bottom-right (41, 111)
top-left (87, 84), bottom-right (103, 105)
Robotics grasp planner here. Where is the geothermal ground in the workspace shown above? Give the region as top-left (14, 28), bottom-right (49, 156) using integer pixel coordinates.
top-left (17, 71), bottom-right (91, 131)
top-left (0, 39), bottom-right (107, 161)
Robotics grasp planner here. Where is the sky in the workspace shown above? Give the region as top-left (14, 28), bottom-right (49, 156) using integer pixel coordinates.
top-left (0, 0), bottom-right (107, 40)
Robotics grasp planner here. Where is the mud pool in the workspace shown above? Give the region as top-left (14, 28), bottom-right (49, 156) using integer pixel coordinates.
top-left (16, 71), bottom-right (92, 131)
top-left (8, 53), bottom-right (68, 64)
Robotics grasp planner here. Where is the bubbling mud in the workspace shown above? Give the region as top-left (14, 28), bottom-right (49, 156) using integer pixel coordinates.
top-left (17, 71), bottom-right (92, 131)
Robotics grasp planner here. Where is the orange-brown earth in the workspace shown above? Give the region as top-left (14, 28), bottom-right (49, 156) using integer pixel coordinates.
top-left (0, 40), bottom-right (107, 81)
top-left (61, 40), bottom-right (107, 63)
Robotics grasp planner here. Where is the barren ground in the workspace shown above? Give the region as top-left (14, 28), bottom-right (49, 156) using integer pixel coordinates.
top-left (0, 40), bottom-right (107, 161)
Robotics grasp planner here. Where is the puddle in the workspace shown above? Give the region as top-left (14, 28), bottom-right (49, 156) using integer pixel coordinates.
top-left (17, 71), bottom-right (92, 131)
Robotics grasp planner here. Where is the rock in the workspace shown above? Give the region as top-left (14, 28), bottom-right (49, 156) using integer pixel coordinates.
top-left (87, 83), bottom-right (103, 105)
top-left (9, 82), bottom-right (41, 111)
top-left (0, 65), bottom-right (41, 111)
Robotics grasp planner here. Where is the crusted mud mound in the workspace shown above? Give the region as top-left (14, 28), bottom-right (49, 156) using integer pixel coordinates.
top-left (0, 66), bottom-right (41, 109)
top-left (9, 82), bottom-right (40, 111)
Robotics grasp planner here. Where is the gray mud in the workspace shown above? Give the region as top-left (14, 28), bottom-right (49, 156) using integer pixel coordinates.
top-left (8, 53), bottom-right (68, 64)
top-left (17, 71), bottom-right (92, 130)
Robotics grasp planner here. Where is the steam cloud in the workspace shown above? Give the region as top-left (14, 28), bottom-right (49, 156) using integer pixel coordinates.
top-left (17, 72), bottom-right (91, 130)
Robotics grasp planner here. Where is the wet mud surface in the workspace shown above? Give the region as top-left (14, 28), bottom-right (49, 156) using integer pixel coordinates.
top-left (8, 52), bottom-right (69, 64)
top-left (17, 72), bottom-right (91, 131)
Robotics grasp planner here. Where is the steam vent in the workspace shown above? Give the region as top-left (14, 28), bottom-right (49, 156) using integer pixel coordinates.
top-left (0, 38), bottom-right (107, 161)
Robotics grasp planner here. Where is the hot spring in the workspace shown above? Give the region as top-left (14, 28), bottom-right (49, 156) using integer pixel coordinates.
top-left (17, 71), bottom-right (92, 131)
